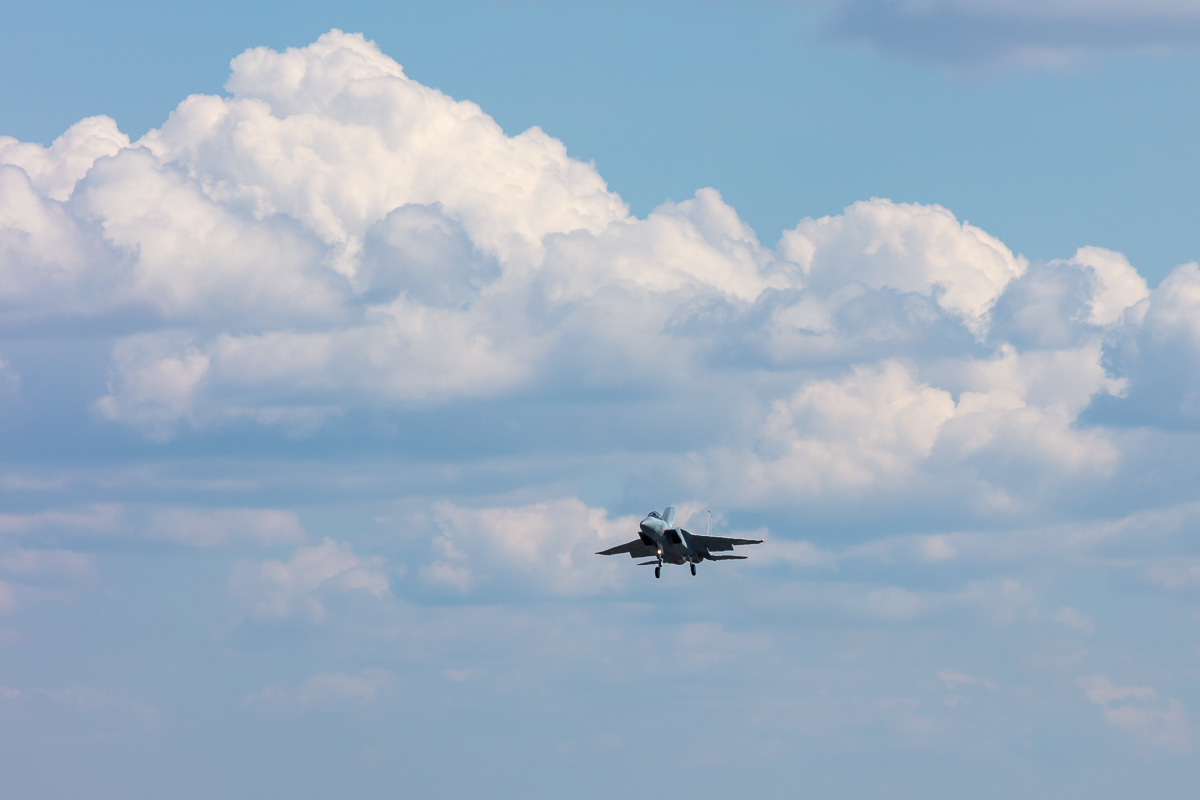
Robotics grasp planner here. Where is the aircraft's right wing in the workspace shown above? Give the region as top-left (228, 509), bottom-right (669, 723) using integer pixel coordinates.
top-left (693, 535), bottom-right (764, 553)
top-left (596, 539), bottom-right (660, 559)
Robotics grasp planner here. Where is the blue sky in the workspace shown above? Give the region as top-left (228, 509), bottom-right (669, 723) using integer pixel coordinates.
top-left (3, 2), bottom-right (1200, 798)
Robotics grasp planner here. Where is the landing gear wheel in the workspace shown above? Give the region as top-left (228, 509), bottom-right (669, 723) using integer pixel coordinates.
top-left (654, 566), bottom-right (661, 579)
top-left (690, 563), bottom-right (696, 576)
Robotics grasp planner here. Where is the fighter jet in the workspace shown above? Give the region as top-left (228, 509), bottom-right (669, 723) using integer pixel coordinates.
top-left (596, 506), bottom-right (763, 579)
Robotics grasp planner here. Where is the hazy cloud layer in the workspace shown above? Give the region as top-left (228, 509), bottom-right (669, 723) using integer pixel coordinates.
top-left (815, 0), bottom-right (1200, 69)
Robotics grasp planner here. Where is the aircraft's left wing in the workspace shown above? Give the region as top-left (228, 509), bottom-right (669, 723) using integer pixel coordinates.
top-left (596, 539), bottom-right (660, 559)
top-left (693, 535), bottom-right (764, 553)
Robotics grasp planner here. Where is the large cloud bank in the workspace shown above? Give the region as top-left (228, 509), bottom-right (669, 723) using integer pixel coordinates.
top-left (2, 30), bottom-right (1185, 525)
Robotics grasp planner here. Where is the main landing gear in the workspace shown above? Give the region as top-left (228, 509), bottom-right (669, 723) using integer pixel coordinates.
top-left (690, 563), bottom-right (696, 576)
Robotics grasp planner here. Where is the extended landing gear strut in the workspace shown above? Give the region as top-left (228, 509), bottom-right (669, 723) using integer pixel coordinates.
top-left (690, 563), bottom-right (696, 576)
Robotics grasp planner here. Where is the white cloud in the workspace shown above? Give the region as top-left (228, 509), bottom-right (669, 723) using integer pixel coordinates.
top-left (1100, 261), bottom-right (1200, 427)
top-left (818, 0), bottom-right (1200, 70)
top-left (1078, 675), bottom-right (1192, 753)
top-left (934, 344), bottom-right (1120, 476)
top-left (0, 504), bottom-right (121, 536)
top-left (922, 0), bottom-right (1200, 15)
top-left (1069, 247), bottom-right (1149, 327)
top-left (750, 538), bottom-right (835, 568)
top-left (0, 683), bottom-right (159, 731)
top-left (0, 472), bottom-right (68, 491)
top-left (424, 498), bottom-right (636, 596)
top-left (228, 538), bottom-right (390, 619)
top-left (989, 248), bottom-right (1148, 351)
top-left (0, 28), bottom-right (1162, 521)
top-left (739, 360), bottom-right (956, 495)
top-left (779, 198), bottom-right (1026, 332)
top-left (1142, 559), bottom-right (1200, 591)
top-left (419, 558), bottom-right (474, 595)
top-left (0, 28), bottom-right (1188, 541)
top-left (146, 508), bottom-right (305, 547)
top-left (542, 187), bottom-right (777, 302)
top-left (865, 586), bottom-right (930, 620)
top-left (1101, 700), bottom-right (1192, 754)
top-left (72, 147), bottom-right (339, 323)
top-left (936, 669), bottom-right (997, 691)
top-left (94, 335), bottom-right (211, 441)
top-left (1052, 606), bottom-right (1096, 634)
top-left (245, 669), bottom-right (396, 710)
top-left (706, 347), bottom-right (1118, 507)
top-left (0, 164), bottom-right (111, 316)
top-left (1078, 675), bottom-right (1155, 705)
top-left (0, 359), bottom-right (19, 397)
top-left (145, 30), bottom-right (627, 270)
top-left (0, 548), bottom-right (92, 578)
top-left (956, 577), bottom-right (1038, 623)
top-left (0, 115), bottom-right (129, 202)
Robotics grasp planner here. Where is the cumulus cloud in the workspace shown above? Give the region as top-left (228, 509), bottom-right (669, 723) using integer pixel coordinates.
top-left (990, 247), bottom-right (1148, 350)
top-left (816, 0), bottom-right (1200, 70)
top-left (0, 28), bottom-right (1190, 533)
top-left (422, 498), bottom-right (637, 596)
top-left (740, 360), bottom-right (957, 494)
top-left (1078, 675), bottom-right (1192, 753)
top-left (779, 198), bottom-right (1026, 332)
top-left (228, 538), bottom-right (390, 619)
top-left (0, 31), bottom-right (1034, 455)
top-left (704, 345), bottom-right (1120, 511)
top-left (0, 115), bottom-right (128, 202)
top-left (1096, 261), bottom-right (1200, 428)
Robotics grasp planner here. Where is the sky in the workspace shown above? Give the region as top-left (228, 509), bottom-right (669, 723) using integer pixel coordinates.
top-left (2, 2), bottom-right (1200, 798)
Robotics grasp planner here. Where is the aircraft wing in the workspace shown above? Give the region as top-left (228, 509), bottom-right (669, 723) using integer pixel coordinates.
top-left (693, 535), bottom-right (764, 553)
top-left (596, 539), bottom-right (660, 559)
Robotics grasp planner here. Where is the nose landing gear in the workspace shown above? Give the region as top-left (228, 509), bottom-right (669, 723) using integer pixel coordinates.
top-left (654, 566), bottom-right (661, 579)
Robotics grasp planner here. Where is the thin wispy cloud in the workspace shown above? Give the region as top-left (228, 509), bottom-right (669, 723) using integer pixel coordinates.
top-left (815, 0), bottom-right (1200, 70)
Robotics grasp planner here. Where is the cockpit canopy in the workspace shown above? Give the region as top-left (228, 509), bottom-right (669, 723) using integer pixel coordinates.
top-left (647, 511), bottom-right (662, 520)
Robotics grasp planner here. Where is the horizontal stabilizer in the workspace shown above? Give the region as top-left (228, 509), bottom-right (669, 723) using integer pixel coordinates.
top-left (705, 555), bottom-right (748, 561)
top-left (637, 560), bottom-right (660, 566)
